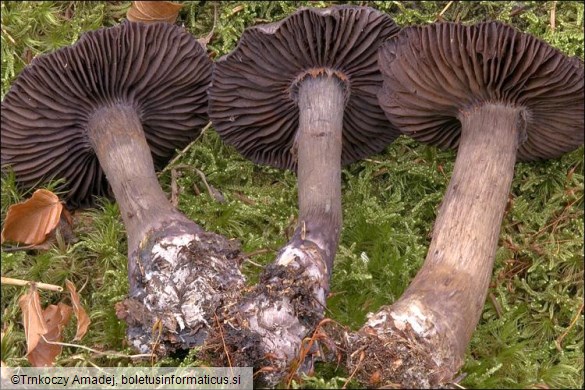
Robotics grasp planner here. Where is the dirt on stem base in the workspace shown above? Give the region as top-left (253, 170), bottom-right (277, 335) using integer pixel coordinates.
top-left (201, 237), bottom-right (329, 387)
top-left (116, 219), bottom-right (245, 356)
top-left (345, 313), bottom-right (460, 389)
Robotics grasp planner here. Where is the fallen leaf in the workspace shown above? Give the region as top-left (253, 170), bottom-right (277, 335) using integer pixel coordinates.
top-left (61, 208), bottom-right (73, 226)
top-left (127, 1), bottom-right (183, 24)
top-left (1, 189), bottom-right (63, 245)
top-left (65, 280), bottom-right (91, 341)
top-left (18, 284), bottom-right (48, 355)
top-left (27, 303), bottom-right (73, 367)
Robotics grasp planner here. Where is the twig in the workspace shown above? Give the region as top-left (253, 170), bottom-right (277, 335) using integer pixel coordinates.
top-left (437, 1), bottom-right (454, 21)
top-left (1, 276), bottom-right (63, 292)
top-left (286, 318), bottom-right (341, 387)
top-left (1, 244), bottom-right (38, 252)
top-left (193, 182), bottom-right (201, 196)
top-left (243, 258), bottom-right (263, 268)
top-left (194, 167), bottom-right (222, 202)
top-left (343, 348), bottom-right (365, 389)
top-left (232, 191), bottom-right (256, 206)
top-left (197, 3), bottom-right (218, 48)
top-left (531, 197), bottom-right (580, 238)
top-left (363, 158), bottom-right (383, 164)
top-left (555, 301), bottom-right (584, 351)
top-left (214, 312), bottom-right (232, 368)
top-left (450, 372), bottom-right (468, 388)
top-left (437, 164), bottom-right (448, 179)
top-left (173, 164), bottom-right (223, 202)
top-left (489, 292), bottom-right (503, 318)
top-left (510, 4), bottom-right (531, 17)
top-left (171, 168), bottom-right (179, 207)
top-left (159, 121), bottom-right (212, 176)
top-left (78, 276), bottom-right (90, 294)
top-left (242, 248), bottom-right (273, 259)
top-left (1, 25), bottom-right (16, 45)
top-left (550, 1), bottom-right (557, 32)
top-left (150, 319), bottom-right (163, 365)
top-left (230, 4), bottom-right (244, 15)
top-left (40, 336), bottom-right (154, 359)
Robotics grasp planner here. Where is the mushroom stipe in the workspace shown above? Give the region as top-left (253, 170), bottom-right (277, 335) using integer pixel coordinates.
top-left (207, 6), bottom-right (400, 385)
top-left (345, 21), bottom-right (584, 388)
top-left (1, 21), bottom-right (246, 356)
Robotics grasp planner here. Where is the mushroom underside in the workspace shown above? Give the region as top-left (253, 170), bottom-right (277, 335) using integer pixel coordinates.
top-left (342, 20), bottom-right (584, 388)
top-left (343, 102), bottom-right (525, 387)
top-left (203, 75), bottom-right (346, 387)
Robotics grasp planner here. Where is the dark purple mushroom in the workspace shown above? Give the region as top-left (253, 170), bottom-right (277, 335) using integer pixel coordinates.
top-left (207, 5), bottom-right (400, 384)
top-left (1, 21), bottom-right (245, 355)
top-left (347, 21), bottom-right (584, 387)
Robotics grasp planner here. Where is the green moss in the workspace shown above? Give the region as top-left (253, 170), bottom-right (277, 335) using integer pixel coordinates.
top-left (1, 1), bottom-right (583, 388)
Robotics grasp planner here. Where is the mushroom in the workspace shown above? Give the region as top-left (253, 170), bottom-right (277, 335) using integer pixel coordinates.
top-left (347, 21), bottom-right (584, 387)
top-left (208, 5), bottom-right (400, 384)
top-left (1, 21), bottom-right (245, 355)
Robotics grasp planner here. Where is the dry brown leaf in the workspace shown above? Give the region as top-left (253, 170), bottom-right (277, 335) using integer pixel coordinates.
top-left (61, 207), bottom-right (73, 226)
top-left (127, 1), bottom-right (183, 24)
top-left (27, 303), bottom-right (73, 367)
top-left (18, 284), bottom-right (48, 355)
top-left (65, 280), bottom-right (91, 341)
top-left (1, 189), bottom-right (63, 245)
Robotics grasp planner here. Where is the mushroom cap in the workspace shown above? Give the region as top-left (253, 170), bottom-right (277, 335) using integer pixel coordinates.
top-left (1, 21), bottom-right (212, 208)
top-left (209, 5), bottom-right (401, 171)
top-left (378, 21), bottom-right (584, 162)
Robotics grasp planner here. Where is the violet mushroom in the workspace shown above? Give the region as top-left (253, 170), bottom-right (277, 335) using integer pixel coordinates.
top-left (1, 21), bottom-right (245, 355)
top-left (347, 21), bottom-right (584, 387)
top-left (208, 5), bottom-right (400, 383)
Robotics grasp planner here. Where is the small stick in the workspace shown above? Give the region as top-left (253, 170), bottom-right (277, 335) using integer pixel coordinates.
top-left (285, 318), bottom-right (340, 387)
top-left (1, 244), bottom-right (37, 252)
top-left (1, 25), bottom-right (16, 45)
top-left (173, 164), bottom-right (219, 201)
top-left (510, 5), bottom-right (531, 17)
top-left (437, 1), bottom-right (454, 21)
top-left (159, 121), bottom-right (212, 176)
top-left (193, 182), bottom-right (201, 196)
top-left (78, 276), bottom-right (90, 294)
top-left (363, 158), bottom-right (383, 164)
top-left (171, 168), bottom-right (179, 207)
top-left (242, 248), bottom-right (275, 268)
top-left (1, 276), bottom-right (63, 292)
top-left (230, 4), bottom-right (244, 15)
top-left (550, 1), bottom-right (557, 32)
top-left (215, 312), bottom-right (232, 368)
top-left (150, 319), bottom-right (163, 365)
top-left (233, 191), bottom-right (256, 206)
top-left (489, 292), bottom-right (503, 318)
top-left (194, 167), bottom-right (220, 201)
top-left (343, 348), bottom-right (365, 389)
top-left (243, 258), bottom-right (263, 268)
top-left (555, 301), bottom-right (584, 351)
top-left (197, 3), bottom-right (218, 48)
top-left (41, 335), bottom-right (153, 359)
top-left (242, 248), bottom-right (273, 259)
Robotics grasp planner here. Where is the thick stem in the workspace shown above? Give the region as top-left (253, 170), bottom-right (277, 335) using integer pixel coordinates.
top-left (87, 104), bottom-right (189, 252)
top-left (206, 76), bottom-right (345, 386)
top-left (348, 103), bottom-right (527, 387)
top-left (297, 76), bottom-right (344, 270)
top-left (394, 103), bottom-right (524, 355)
top-left (88, 105), bottom-right (245, 355)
